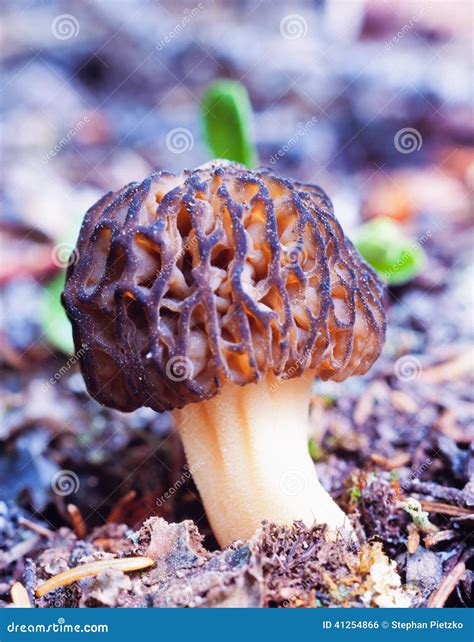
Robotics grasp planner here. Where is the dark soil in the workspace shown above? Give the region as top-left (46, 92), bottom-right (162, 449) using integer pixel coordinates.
top-left (1, 0), bottom-right (472, 609)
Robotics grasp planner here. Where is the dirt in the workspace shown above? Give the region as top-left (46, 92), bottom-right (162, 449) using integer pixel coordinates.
top-left (1, 230), bottom-right (473, 607)
top-left (1, 0), bottom-right (473, 609)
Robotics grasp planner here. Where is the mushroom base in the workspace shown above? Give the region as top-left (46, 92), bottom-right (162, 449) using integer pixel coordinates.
top-left (173, 373), bottom-right (351, 548)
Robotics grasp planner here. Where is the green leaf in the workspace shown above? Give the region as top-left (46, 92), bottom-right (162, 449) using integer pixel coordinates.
top-left (41, 206), bottom-right (87, 354)
top-left (42, 271), bottom-right (75, 355)
top-left (352, 217), bottom-right (425, 286)
top-left (201, 79), bottom-right (258, 168)
top-left (350, 486), bottom-right (362, 501)
top-left (308, 437), bottom-right (325, 462)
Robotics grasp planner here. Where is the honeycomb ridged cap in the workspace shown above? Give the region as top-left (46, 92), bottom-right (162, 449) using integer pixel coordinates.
top-left (62, 161), bottom-right (386, 412)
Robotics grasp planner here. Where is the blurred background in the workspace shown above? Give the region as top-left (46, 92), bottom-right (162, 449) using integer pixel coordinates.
top-left (2, 0), bottom-right (472, 239)
top-left (1, 0), bottom-right (473, 607)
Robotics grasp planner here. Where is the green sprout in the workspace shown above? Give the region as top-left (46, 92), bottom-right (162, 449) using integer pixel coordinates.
top-left (352, 217), bottom-right (426, 286)
top-left (402, 498), bottom-right (437, 534)
top-left (308, 437), bottom-right (325, 462)
top-left (42, 81), bottom-right (258, 356)
top-left (42, 270), bottom-right (74, 355)
top-left (201, 79), bottom-right (258, 168)
top-left (41, 214), bottom-right (84, 355)
top-left (350, 486), bottom-right (362, 502)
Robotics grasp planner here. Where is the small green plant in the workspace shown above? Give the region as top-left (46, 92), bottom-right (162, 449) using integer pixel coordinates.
top-left (353, 217), bottom-right (426, 286)
top-left (42, 271), bottom-right (74, 355)
top-left (41, 216), bottom-right (84, 354)
top-left (42, 81), bottom-right (258, 355)
top-left (350, 486), bottom-right (362, 502)
top-left (402, 498), bottom-right (437, 534)
top-left (201, 79), bottom-right (257, 168)
top-left (308, 437), bottom-right (325, 462)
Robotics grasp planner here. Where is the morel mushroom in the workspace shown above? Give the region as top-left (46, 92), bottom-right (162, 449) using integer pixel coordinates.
top-left (62, 161), bottom-right (386, 547)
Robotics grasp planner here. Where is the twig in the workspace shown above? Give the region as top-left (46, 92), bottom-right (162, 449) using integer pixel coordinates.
top-left (427, 561), bottom-right (466, 607)
top-left (18, 516), bottom-right (55, 539)
top-left (424, 529), bottom-right (457, 548)
top-left (107, 490), bottom-right (137, 524)
top-left (35, 557), bottom-right (155, 597)
top-left (67, 504), bottom-right (87, 539)
top-left (0, 245), bottom-right (57, 285)
top-left (390, 390), bottom-right (418, 414)
top-left (420, 349), bottom-right (474, 384)
top-left (405, 480), bottom-right (467, 505)
top-left (371, 452), bottom-right (411, 471)
top-left (420, 500), bottom-right (473, 517)
top-left (0, 536), bottom-right (40, 570)
top-left (436, 410), bottom-right (473, 444)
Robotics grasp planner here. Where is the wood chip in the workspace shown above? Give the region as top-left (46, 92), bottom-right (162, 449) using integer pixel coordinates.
top-left (35, 557), bottom-right (155, 597)
top-left (390, 390), bottom-right (418, 414)
top-left (67, 504), bottom-right (87, 540)
top-left (420, 348), bottom-right (474, 383)
top-left (353, 389), bottom-right (374, 426)
top-left (427, 561), bottom-right (466, 607)
top-left (424, 529), bottom-right (457, 548)
top-left (353, 381), bottom-right (390, 426)
top-left (370, 452), bottom-right (411, 471)
top-left (11, 582), bottom-right (32, 607)
top-left (90, 537), bottom-right (124, 553)
top-left (407, 527), bottom-right (420, 554)
top-left (420, 500), bottom-right (473, 517)
top-left (436, 410), bottom-right (473, 444)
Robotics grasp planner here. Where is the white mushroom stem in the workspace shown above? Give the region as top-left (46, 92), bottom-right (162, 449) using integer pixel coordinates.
top-left (173, 372), bottom-right (352, 548)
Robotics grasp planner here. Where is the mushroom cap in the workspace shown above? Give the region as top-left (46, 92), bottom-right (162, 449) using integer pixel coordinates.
top-left (62, 161), bottom-right (386, 412)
